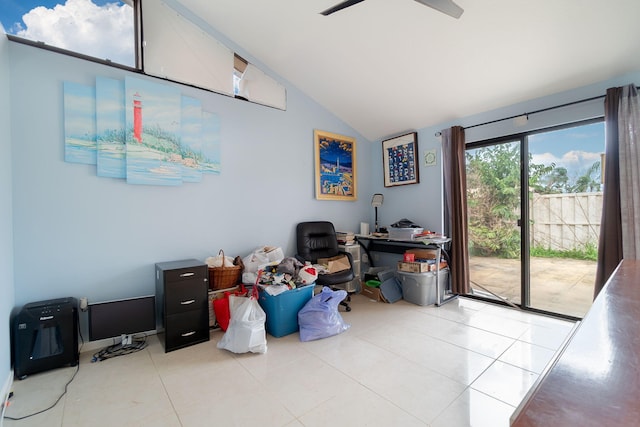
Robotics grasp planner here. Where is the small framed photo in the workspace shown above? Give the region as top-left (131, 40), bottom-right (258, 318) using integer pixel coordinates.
top-left (382, 132), bottom-right (419, 187)
top-left (314, 129), bottom-right (357, 201)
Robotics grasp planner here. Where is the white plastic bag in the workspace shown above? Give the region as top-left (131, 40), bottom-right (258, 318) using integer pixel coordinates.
top-left (205, 254), bottom-right (235, 267)
top-left (298, 287), bottom-right (350, 342)
top-left (217, 294), bottom-right (267, 354)
top-left (242, 247), bottom-right (271, 273)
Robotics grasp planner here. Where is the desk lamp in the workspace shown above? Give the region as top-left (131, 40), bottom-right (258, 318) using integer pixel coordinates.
top-left (371, 193), bottom-right (384, 232)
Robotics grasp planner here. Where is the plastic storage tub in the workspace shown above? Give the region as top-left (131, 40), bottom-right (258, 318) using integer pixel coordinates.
top-left (396, 268), bottom-right (449, 306)
top-left (258, 284), bottom-right (315, 337)
top-left (388, 227), bottom-right (424, 240)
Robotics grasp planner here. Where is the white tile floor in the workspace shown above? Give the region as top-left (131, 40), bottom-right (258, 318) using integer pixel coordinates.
top-left (3, 295), bottom-right (576, 427)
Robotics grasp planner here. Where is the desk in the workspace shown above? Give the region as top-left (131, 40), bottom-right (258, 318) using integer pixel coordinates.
top-left (510, 259), bottom-right (640, 426)
top-left (355, 234), bottom-right (455, 306)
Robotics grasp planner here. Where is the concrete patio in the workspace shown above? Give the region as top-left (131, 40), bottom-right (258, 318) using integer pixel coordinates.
top-left (469, 256), bottom-right (596, 318)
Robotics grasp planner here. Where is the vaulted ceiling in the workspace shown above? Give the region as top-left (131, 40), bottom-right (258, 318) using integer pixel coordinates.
top-left (178, 0), bottom-right (640, 141)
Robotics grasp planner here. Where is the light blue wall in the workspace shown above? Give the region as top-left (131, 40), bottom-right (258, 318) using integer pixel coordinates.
top-left (4, 11), bottom-right (639, 377)
top-left (1, 28), bottom-right (16, 399)
top-left (372, 71), bottom-right (640, 237)
top-left (8, 42), bottom-right (374, 321)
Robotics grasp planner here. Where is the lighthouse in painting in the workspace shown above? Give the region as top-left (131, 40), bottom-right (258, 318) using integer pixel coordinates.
top-left (133, 92), bottom-right (142, 143)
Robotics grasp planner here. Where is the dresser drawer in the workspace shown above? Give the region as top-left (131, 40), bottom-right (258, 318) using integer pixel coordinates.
top-left (162, 265), bottom-right (207, 284)
top-left (165, 281), bottom-right (207, 314)
top-left (156, 259), bottom-right (210, 352)
top-left (164, 310), bottom-right (209, 352)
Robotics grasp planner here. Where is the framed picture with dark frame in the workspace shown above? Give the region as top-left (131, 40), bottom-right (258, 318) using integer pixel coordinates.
top-left (314, 129), bottom-right (357, 201)
top-left (382, 131), bottom-right (419, 187)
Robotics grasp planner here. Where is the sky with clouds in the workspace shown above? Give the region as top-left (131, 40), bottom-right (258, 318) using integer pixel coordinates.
top-left (529, 121), bottom-right (604, 180)
top-left (1, 0), bottom-right (134, 66)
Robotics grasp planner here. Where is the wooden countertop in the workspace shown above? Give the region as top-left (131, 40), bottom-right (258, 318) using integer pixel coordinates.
top-left (511, 259), bottom-right (640, 426)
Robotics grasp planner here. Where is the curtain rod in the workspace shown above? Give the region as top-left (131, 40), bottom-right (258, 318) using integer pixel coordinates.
top-left (433, 89), bottom-right (629, 137)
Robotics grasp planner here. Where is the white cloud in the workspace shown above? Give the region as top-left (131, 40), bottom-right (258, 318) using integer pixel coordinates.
top-left (16, 0), bottom-right (134, 66)
top-left (532, 150), bottom-right (602, 178)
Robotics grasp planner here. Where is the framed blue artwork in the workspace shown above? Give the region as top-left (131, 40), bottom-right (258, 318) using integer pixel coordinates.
top-left (382, 131), bottom-right (419, 187)
top-left (314, 129), bottom-right (357, 201)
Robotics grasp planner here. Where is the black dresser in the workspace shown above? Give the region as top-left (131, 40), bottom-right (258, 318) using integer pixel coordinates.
top-left (155, 259), bottom-right (209, 352)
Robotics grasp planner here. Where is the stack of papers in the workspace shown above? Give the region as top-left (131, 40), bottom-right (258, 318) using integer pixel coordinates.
top-left (336, 231), bottom-right (355, 245)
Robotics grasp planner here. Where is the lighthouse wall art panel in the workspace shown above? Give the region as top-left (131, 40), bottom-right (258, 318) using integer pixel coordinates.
top-left (64, 81), bottom-right (97, 165)
top-left (63, 75), bottom-right (222, 186)
top-left (313, 129), bottom-right (357, 201)
top-left (96, 77), bottom-right (126, 178)
top-left (125, 76), bottom-right (182, 186)
top-left (200, 111), bottom-right (221, 174)
top-left (180, 96), bottom-right (203, 183)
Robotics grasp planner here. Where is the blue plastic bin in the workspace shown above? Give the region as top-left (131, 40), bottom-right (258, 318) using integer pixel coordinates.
top-left (258, 284), bottom-right (315, 337)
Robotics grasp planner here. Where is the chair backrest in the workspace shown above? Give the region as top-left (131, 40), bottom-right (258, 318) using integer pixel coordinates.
top-left (296, 221), bottom-right (340, 263)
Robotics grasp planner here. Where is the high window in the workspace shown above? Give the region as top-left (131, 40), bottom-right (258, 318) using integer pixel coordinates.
top-left (1, 0), bottom-right (286, 109)
top-left (1, 0), bottom-right (137, 68)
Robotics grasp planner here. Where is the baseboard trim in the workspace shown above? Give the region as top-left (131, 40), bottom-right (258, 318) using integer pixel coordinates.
top-left (1, 369), bottom-right (14, 424)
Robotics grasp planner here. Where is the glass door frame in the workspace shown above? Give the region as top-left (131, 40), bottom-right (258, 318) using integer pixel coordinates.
top-left (465, 117), bottom-right (603, 321)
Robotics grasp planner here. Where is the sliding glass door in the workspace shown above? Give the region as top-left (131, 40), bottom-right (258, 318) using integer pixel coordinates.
top-left (466, 140), bottom-right (522, 306)
top-left (466, 120), bottom-right (604, 318)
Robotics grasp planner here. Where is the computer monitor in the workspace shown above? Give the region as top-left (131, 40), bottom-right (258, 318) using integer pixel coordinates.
top-left (88, 295), bottom-right (156, 346)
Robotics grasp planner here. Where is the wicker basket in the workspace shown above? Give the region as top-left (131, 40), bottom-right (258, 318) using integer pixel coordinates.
top-left (208, 250), bottom-right (242, 290)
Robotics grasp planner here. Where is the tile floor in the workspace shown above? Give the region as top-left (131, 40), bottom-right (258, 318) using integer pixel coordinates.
top-left (3, 295), bottom-right (576, 427)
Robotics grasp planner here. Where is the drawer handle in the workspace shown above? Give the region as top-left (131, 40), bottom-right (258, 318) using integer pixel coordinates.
top-left (181, 331), bottom-right (196, 337)
top-left (180, 299), bottom-right (196, 305)
top-left (179, 272), bottom-right (195, 278)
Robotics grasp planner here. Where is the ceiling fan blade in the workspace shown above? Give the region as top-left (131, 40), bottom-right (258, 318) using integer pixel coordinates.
top-left (414, 0), bottom-right (464, 19)
top-left (321, 0), bottom-right (366, 16)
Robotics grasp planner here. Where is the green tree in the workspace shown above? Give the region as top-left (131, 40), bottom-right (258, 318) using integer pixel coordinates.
top-left (467, 145), bottom-right (602, 259)
top-left (466, 143), bottom-right (553, 258)
top-left (537, 165), bottom-right (569, 194)
top-left (467, 143), bottom-right (521, 258)
top-left (571, 161), bottom-right (601, 193)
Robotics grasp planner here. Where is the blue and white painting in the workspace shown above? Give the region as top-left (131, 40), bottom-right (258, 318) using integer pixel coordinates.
top-left (200, 111), bottom-right (221, 174)
top-left (64, 81), bottom-right (97, 165)
top-left (180, 96), bottom-right (203, 183)
top-left (124, 76), bottom-right (182, 186)
top-left (64, 74), bottom-right (222, 185)
top-left (96, 77), bottom-right (126, 178)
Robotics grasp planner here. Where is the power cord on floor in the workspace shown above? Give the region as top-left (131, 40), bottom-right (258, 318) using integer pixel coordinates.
top-left (91, 334), bottom-right (148, 362)
top-left (1, 391), bottom-right (13, 427)
top-left (3, 363), bottom-right (80, 422)
top-left (2, 323), bottom-right (86, 422)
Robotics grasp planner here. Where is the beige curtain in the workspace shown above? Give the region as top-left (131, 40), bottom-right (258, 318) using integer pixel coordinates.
top-left (442, 126), bottom-right (470, 294)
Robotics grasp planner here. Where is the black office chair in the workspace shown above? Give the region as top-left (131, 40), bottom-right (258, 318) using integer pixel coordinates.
top-left (296, 221), bottom-right (356, 311)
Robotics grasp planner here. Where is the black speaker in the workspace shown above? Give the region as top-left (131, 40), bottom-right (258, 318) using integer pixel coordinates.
top-left (11, 297), bottom-right (79, 379)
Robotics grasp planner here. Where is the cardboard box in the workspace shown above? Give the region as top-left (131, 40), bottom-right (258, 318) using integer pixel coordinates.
top-left (397, 261), bottom-right (431, 273)
top-left (318, 254), bottom-right (350, 273)
top-left (360, 281), bottom-right (388, 302)
top-left (398, 260), bottom-right (448, 273)
top-left (405, 248), bottom-right (437, 260)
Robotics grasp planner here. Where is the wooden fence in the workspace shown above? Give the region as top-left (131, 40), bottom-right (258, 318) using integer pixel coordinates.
top-left (530, 192), bottom-right (602, 251)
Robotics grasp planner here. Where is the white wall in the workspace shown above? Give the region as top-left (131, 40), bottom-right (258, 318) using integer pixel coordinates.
top-left (0, 28), bottom-right (16, 408)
